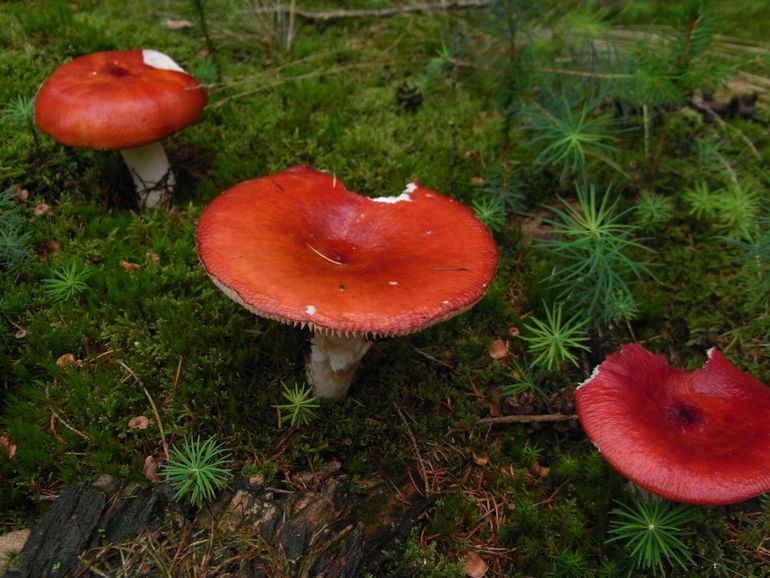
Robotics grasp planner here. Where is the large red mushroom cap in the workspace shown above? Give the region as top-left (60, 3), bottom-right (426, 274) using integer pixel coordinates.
top-left (196, 166), bottom-right (498, 337)
top-left (35, 49), bottom-right (207, 150)
top-left (575, 343), bottom-right (770, 505)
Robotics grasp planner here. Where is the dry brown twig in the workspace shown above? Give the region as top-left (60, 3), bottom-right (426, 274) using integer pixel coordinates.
top-left (116, 359), bottom-right (170, 459)
top-left (476, 413), bottom-right (578, 426)
top-left (394, 401), bottom-right (430, 496)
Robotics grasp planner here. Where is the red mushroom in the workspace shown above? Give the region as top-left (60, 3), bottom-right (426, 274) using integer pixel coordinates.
top-left (196, 166), bottom-right (498, 399)
top-left (35, 49), bottom-right (207, 208)
top-left (575, 343), bottom-right (770, 505)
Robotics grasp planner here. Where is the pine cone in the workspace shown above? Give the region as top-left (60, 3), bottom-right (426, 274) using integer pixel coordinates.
top-left (395, 81), bottom-right (423, 113)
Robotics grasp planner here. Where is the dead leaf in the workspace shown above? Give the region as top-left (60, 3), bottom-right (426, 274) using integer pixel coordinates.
top-left (120, 260), bottom-right (141, 272)
top-left (128, 416), bottom-right (150, 430)
top-left (145, 251), bottom-right (160, 264)
top-left (472, 450), bottom-right (489, 467)
top-left (0, 436), bottom-right (16, 459)
top-left (529, 461), bottom-right (550, 478)
top-left (469, 176), bottom-right (485, 187)
top-left (143, 455), bottom-right (160, 483)
top-left (463, 551), bottom-right (488, 578)
top-left (165, 18), bottom-right (195, 30)
top-left (56, 353), bottom-right (82, 370)
top-left (36, 239), bottom-right (60, 255)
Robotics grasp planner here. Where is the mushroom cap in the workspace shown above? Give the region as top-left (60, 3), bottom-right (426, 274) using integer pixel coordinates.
top-left (35, 49), bottom-right (207, 150)
top-left (575, 343), bottom-right (770, 505)
top-left (196, 166), bottom-right (498, 337)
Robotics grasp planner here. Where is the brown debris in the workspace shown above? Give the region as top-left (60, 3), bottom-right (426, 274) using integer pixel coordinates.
top-left (56, 353), bottom-right (82, 370)
top-left (128, 416), bottom-right (150, 430)
top-left (120, 260), bottom-right (141, 272)
top-left (487, 339), bottom-right (509, 360)
top-left (463, 550), bottom-right (489, 577)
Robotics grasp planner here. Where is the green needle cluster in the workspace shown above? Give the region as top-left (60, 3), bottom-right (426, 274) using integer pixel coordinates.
top-left (164, 436), bottom-right (232, 509)
top-left (274, 383), bottom-right (320, 427)
top-left (521, 301), bottom-right (590, 371)
top-left (41, 262), bottom-right (90, 302)
top-left (606, 497), bottom-right (696, 575)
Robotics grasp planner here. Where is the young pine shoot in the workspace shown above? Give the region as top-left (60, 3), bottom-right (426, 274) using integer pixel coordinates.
top-left (537, 185), bottom-right (653, 326)
top-left (0, 188), bottom-right (32, 272)
top-left (521, 301), bottom-right (590, 371)
top-left (42, 262), bottom-right (90, 302)
top-left (683, 180), bottom-right (720, 221)
top-left (633, 190), bottom-right (674, 230)
top-left (2, 95), bottom-right (35, 130)
top-left (164, 435), bottom-right (232, 509)
top-left (472, 196), bottom-right (507, 232)
top-left (502, 358), bottom-right (549, 400)
top-left (274, 383), bottom-right (320, 427)
top-left (522, 97), bottom-right (621, 181)
top-left (606, 496), bottom-right (696, 576)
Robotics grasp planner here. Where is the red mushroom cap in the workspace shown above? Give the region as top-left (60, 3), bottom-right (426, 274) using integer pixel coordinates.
top-left (575, 343), bottom-right (770, 505)
top-left (196, 166), bottom-right (498, 337)
top-left (35, 49), bottom-right (207, 150)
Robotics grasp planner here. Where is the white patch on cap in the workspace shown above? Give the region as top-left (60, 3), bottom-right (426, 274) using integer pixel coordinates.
top-left (305, 305), bottom-right (317, 315)
top-left (388, 281), bottom-right (398, 286)
top-left (442, 300), bottom-right (450, 305)
top-left (142, 49), bottom-right (186, 73)
top-left (370, 181), bottom-right (417, 204)
top-left (576, 362), bottom-right (602, 391)
top-left (371, 192), bottom-right (412, 204)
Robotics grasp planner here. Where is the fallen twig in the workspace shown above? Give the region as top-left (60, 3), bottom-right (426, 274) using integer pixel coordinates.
top-left (476, 413), bottom-right (578, 425)
top-left (117, 359), bottom-right (170, 459)
top-left (50, 407), bottom-right (91, 442)
top-left (394, 401), bottom-right (430, 496)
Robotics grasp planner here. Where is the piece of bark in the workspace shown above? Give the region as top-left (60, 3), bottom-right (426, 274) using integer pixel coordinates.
top-left (10, 470), bottom-right (432, 577)
top-left (5, 483), bottom-right (109, 578)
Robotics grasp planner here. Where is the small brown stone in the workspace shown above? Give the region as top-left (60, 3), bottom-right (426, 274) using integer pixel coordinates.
top-left (56, 353), bottom-right (82, 370)
top-left (0, 529), bottom-right (31, 576)
top-left (488, 339), bottom-right (508, 360)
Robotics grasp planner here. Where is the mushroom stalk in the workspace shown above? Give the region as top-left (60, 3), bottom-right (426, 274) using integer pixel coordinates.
top-left (120, 142), bottom-right (175, 209)
top-left (307, 333), bottom-right (372, 400)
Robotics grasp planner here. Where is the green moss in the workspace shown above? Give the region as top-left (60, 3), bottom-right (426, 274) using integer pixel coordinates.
top-left (1, 0), bottom-right (770, 575)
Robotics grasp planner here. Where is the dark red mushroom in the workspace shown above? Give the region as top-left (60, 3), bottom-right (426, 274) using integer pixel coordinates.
top-left (196, 166), bottom-right (498, 399)
top-left (35, 49), bottom-right (207, 208)
top-left (575, 343), bottom-right (770, 505)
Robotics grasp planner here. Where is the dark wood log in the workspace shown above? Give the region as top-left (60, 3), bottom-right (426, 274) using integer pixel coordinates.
top-left (5, 470), bottom-right (433, 577)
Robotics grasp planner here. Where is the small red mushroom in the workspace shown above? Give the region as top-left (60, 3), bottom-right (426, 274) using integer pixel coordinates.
top-left (196, 166), bottom-right (498, 399)
top-left (35, 49), bottom-right (207, 208)
top-left (575, 343), bottom-right (770, 505)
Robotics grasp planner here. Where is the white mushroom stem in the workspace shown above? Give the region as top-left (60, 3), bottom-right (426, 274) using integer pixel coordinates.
top-left (306, 333), bottom-right (372, 400)
top-left (120, 141), bottom-right (175, 209)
